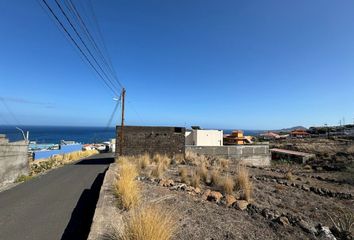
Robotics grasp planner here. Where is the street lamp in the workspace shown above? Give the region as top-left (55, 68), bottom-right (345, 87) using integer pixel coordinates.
top-left (15, 127), bottom-right (29, 142)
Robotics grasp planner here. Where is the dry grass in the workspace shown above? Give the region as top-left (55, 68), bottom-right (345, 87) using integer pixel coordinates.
top-left (220, 158), bottom-right (229, 169)
top-left (285, 171), bottom-right (294, 181)
top-left (151, 163), bottom-right (164, 179)
top-left (153, 154), bottom-right (171, 171)
top-left (115, 204), bottom-right (176, 240)
top-left (190, 170), bottom-right (201, 188)
top-left (222, 176), bottom-right (234, 195)
top-left (178, 167), bottom-right (188, 183)
top-left (138, 153), bottom-right (151, 170)
top-left (328, 209), bottom-right (354, 238)
top-left (235, 165), bottom-right (253, 201)
top-left (209, 169), bottom-right (221, 186)
top-left (197, 163), bottom-right (208, 182)
top-left (114, 162), bottom-right (140, 209)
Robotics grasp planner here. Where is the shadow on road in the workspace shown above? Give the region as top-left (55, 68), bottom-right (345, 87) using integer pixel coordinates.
top-left (75, 156), bottom-right (115, 165)
top-left (60, 170), bottom-right (107, 240)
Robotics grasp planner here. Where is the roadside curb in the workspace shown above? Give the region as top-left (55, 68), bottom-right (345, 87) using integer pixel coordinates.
top-left (88, 163), bottom-right (122, 240)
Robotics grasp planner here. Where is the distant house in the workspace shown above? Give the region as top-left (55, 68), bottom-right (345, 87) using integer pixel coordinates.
top-left (290, 129), bottom-right (310, 138)
top-left (259, 131), bottom-right (288, 140)
top-left (223, 130), bottom-right (254, 145)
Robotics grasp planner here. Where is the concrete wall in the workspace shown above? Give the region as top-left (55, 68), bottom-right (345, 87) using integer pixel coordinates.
top-left (186, 144), bottom-right (271, 166)
top-left (0, 136), bottom-right (29, 187)
top-left (185, 131), bottom-right (193, 145)
top-left (116, 126), bottom-right (185, 159)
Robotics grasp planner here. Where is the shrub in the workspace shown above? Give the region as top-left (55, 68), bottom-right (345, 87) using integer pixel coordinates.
top-left (15, 174), bottom-right (33, 183)
top-left (114, 163), bottom-right (140, 209)
top-left (191, 170), bottom-right (201, 188)
top-left (116, 204), bottom-right (176, 240)
top-left (179, 167), bottom-right (188, 183)
top-left (222, 176), bottom-right (234, 195)
top-left (209, 169), bottom-right (220, 186)
top-left (285, 171), bottom-right (294, 181)
top-left (220, 158), bottom-right (229, 169)
top-left (197, 163), bottom-right (208, 182)
top-left (328, 209), bottom-right (354, 239)
top-left (138, 153), bottom-right (151, 170)
top-left (235, 165), bottom-right (253, 201)
top-left (151, 163), bottom-right (164, 179)
top-left (153, 154), bottom-right (171, 170)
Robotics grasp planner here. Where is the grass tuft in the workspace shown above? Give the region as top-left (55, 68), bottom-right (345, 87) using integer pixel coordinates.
top-left (222, 176), bottom-right (234, 195)
top-left (235, 165), bottom-right (253, 201)
top-left (191, 170), bottom-right (201, 188)
top-left (179, 167), bottom-right (188, 183)
top-left (114, 162), bottom-right (140, 209)
top-left (197, 163), bottom-right (208, 182)
top-left (116, 204), bottom-right (176, 240)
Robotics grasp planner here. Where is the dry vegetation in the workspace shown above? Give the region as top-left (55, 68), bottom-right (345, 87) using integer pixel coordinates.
top-left (108, 145), bottom-right (354, 239)
top-left (114, 160), bottom-right (140, 209)
top-left (235, 165), bottom-right (253, 201)
top-left (112, 154), bottom-right (177, 240)
top-left (116, 204), bottom-right (176, 240)
top-left (29, 149), bottom-right (98, 176)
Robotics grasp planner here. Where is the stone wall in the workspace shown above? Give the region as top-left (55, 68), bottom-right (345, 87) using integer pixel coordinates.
top-left (116, 126), bottom-right (185, 160)
top-left (0, 135), bottom-right (29, 187)
top-left (186, 144), bottom-right (271, 166)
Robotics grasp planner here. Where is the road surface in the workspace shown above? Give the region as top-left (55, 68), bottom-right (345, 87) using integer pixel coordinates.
top-left (0, 153), bottom-right (114, 240)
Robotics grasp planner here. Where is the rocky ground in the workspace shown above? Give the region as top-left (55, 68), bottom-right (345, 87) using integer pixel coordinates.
top-left (134, 155), bottom-right (354, 240)
top-left (271, 138), bottom-right (354, 175)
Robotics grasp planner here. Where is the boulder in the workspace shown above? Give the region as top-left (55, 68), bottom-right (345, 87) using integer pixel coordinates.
top-left (225, 195), bottom-right (237, 207)
top-left (202, 189), bottom-right (211, 200)
top-left (278, 216), bottom-right (290, 226)
top-left (234, 200), bottom-right (249, 211)
top-left (207, 191), bottom-right (223, 203)
top-left (159, 179), bottom-right (175, 187)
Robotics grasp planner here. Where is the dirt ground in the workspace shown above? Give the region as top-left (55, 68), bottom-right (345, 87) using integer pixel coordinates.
top-left (135, 155), bottom-right (354, 240)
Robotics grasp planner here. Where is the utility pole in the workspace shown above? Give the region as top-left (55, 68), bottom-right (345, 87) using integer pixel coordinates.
top-left (119, 88), bottom-right (126, 156)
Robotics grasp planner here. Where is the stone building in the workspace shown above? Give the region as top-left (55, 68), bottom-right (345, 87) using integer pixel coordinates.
top-left (116, 126), bottom-right (185, 160)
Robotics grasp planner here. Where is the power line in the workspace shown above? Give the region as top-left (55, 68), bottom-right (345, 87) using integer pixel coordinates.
top-left (39, 0), bottom-right (119, 96)
top-left (0, 97), bottom-right (20, 126)
top-left (63, 0), bottom-right (123, 89)
top-left (53, 0), bottom-right (120, 94)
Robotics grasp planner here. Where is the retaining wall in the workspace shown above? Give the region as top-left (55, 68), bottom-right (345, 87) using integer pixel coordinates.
top-left (0, 136), bottom-right (29, 187)
top-left (186, 144), bottom-right (271, 166)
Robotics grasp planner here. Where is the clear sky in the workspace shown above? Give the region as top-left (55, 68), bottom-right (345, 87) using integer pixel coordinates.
top-left (0, 0), bottom-right (353, 130)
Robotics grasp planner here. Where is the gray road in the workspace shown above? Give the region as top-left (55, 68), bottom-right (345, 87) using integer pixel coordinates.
top-left (0, 153), bottom-right (114, 240)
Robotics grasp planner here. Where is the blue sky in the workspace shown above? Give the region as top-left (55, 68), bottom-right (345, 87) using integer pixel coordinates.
top-left (0, 0), bottom-right (353, 129)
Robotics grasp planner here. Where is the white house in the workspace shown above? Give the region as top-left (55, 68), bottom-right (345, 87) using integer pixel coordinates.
top-left (185, 129), bottom-right (223, 146)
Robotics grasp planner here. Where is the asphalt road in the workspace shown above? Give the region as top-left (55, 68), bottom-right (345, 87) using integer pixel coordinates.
top-left (0, 153), bottom-right (114, 240)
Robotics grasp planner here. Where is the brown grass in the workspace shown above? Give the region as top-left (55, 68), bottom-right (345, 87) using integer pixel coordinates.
top-left (235, 165), bottom-right (253, 201)
top-left (197, 163), bottom-right (208, 182)
top-left (153, 154), bottom-right (171, 171)
top-left (222, 176), bottom-right (234, 195)
top-left (151, 163), bottom-right (164, 179)
top-left (138, 153), bottom-right (151, 170)
top-left (114, 162), bottom-right (140, 209)
top-left (285, 171), bottom-right (294, 181)
top-left (178, 167), bottom-right (188, 183)
top-left (209, 169), bottom-right (220, 186)
top-left (220, 158), bottom-right (229, 169)
top-left (191, 170), bottom-right (201, 188)
top-left (116, 204), bottom-right (176, 240)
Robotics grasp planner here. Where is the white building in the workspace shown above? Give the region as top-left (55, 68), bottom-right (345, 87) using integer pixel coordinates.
top-left (185, 129), bottom-right (223, 146)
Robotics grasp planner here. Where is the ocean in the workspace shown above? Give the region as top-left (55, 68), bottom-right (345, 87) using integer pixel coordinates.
top-left (0, 126), bottom-right (264, 144)
top-left (0, 126), bottom-right (116, 144)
